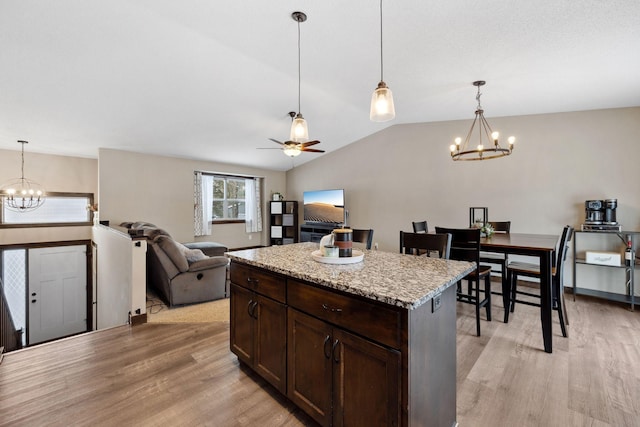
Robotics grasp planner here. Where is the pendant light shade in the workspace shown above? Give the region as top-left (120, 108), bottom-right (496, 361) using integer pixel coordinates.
top-left (370, 0), bottom-right (395, 122)
top-left (289, 112), bottom-right (309, 143)
top-left (370, 81), bottom-right (395, 122)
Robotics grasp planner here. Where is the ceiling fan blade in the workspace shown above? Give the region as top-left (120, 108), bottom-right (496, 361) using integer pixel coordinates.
top-left (300, 140), bottom-right (321, 147)
top-left (257, 147), bottom-right (284, 150)
top-left (301, 148), bottom-right (325, 153)
top-left (268, 138), bottom-right (285, 146)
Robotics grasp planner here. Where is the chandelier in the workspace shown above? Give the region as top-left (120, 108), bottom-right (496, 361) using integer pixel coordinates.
top-left (289, 11), bottom-right (309, 144)
top-left (0, 140), bottom-right (46, 212)
top-left (370, 0), bottom-right (395, 122)
top-left (450, 81), bottom-right (515, 161)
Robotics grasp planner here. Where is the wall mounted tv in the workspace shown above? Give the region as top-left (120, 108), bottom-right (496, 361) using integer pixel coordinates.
top-left (303, 189), bottom-right (345, 225)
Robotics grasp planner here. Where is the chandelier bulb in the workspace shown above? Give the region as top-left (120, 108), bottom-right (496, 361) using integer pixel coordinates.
top-left (508, 136), bottom-right (516, 145)
top-left (491, 131), bottom-right (499, 141)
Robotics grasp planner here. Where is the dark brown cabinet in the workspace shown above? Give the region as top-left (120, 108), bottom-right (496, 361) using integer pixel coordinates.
top-left (229, 264), bottom-right (287, 394)
top-left (288, 308), bottom-right (400, 427)
top-left (229, 259), bottom-right (457, 427)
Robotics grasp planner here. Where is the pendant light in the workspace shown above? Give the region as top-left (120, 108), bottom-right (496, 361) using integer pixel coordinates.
top-left (0, 140), bottom-right (46, 212)
top-left (290, 11), bottom-right (309, 143)
top-left (370, 0), bottom-right (395, 122)
top-left (449, 81), bottom-right (515, 161)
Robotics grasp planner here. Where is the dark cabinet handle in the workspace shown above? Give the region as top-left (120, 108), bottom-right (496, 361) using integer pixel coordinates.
top-left (247, 299), bottom-right (254, 317)
top-left (322, 303), bottom-right (343, 313)
top-left (332, 339), bottom-right (340, 363)
top-left (31, 292), bottom-right (37, 296)
top-left (250, 301), bottom-right (258, 319)
top-left (247, 277), bottom-right (259, 285)
top-left (323, 335), bottom-right (331, 359)
top-left (32, 299), bottom-right (37, 303)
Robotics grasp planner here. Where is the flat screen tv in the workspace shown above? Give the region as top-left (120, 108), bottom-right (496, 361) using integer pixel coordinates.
top-left (303, 189), bottom-right (345, 225)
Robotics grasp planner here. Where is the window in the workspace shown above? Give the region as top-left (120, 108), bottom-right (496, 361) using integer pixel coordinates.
top-left (212, 177), bottom-right (245, 221)
top-left (0, 192), bottom-right (94, 227)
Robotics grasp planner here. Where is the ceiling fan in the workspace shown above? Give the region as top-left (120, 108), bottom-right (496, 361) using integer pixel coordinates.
top-left (259, 137), bottom-right (325, 157)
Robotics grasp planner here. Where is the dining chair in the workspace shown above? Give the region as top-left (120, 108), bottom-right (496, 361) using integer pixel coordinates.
top-left (399, 231), bottom-right (451, 259)
top-left (412, 221), bottom-right (428, 233)
top-left (479, 221), bottom-right (511, 295)
top-left (351, 228), bottom-right (374, 250)
top-left (505, 225), bottom-right (573, 338)
top-left (435, 226), bottom-right (492, 336)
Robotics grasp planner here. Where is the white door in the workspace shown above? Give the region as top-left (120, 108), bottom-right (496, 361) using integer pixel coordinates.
top-left (28, 245), bottom-right (87, 345)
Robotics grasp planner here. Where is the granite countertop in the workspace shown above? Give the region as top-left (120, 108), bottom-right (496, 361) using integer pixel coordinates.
top-left (226, 242), bottom-right (475, 310)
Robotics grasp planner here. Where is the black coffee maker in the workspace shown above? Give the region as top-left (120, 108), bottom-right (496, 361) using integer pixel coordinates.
top-left (584, 200), bottom-right (604, 224)
top-left (583, 199), bottom-right (619, 231)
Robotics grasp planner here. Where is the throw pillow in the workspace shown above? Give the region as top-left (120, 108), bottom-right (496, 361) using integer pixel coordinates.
top-left (155, 236), bottom-right (189, 272)
top-left (184, 248), bottom-right (207, 263)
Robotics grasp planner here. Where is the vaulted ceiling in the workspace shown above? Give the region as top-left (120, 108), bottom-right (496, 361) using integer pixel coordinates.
top-left (1, 1), bottom-right (639, 171)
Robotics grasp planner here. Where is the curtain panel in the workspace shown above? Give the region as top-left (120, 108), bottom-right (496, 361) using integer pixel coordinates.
top-left (194, 172), bottom-right (213, 236)
top-left (245, 177), bottom-right (263, 233)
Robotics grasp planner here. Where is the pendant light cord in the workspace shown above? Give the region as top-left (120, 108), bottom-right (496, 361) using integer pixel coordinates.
top-left (297, 17), bottom-right (302, 114)
top-left (379, 0), bottom-right (384, 82)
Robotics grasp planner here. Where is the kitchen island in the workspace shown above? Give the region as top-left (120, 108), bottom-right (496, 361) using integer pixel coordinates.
top-left (227, 242), bottom-right (474, 427)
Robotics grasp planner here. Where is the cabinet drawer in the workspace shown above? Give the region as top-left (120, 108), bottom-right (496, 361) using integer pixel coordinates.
top-left (287, 279), bottom-right (402, 349)
top-left (230, 262), bottom-right (286, 303)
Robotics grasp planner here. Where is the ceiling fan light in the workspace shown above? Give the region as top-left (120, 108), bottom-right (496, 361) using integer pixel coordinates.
top-left (370, 82), bottom-right (395, 122)
top-left (289, 114), bottom-right (309, 143)
top-left (283, 145), bottom-right (302, 157)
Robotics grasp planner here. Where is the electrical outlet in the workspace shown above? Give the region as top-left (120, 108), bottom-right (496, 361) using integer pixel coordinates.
top-left (249, 234), bottom-right (253, 240)
top-left (374, 242), bottom-right (379, 250)
top-left (432, 292), bottom-right (442, 313)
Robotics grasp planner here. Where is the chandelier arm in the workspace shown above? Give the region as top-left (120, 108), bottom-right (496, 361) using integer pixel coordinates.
top-left (464, 115), bottom-right (479, 148)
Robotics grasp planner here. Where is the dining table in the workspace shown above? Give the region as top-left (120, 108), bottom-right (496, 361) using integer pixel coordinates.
top-left (480, 232), bottom-right (559, 353)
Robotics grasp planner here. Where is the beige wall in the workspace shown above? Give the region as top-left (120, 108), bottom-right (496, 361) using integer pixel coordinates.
top-left (286, 107), bottom-right (640, 293)
top-left (98, 148), bottom-right (286, 249)
top-left (0, 149), bottom-right (97, 244)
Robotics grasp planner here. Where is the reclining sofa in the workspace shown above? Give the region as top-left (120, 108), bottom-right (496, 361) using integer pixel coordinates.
top-left (124, 222), bottom-right (229, 306)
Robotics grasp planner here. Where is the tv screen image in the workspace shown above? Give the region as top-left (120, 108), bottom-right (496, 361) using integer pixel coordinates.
top-left (303, 189), bottom-right (345, 224)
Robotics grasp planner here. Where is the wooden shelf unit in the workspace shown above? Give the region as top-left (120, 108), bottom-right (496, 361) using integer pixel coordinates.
top-left (269, 201), bottom-right (298, 246)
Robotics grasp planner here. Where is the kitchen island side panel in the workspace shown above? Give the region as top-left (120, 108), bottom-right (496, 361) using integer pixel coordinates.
top-left (406, 285), bottom-right (457, 427)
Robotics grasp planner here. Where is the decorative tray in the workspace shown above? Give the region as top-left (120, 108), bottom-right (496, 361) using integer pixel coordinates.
top-left (311, 249), bottom-right (364, 264)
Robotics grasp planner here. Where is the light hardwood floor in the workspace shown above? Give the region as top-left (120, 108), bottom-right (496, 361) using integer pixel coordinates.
top-left (1, 293), bottom-right (639, 426)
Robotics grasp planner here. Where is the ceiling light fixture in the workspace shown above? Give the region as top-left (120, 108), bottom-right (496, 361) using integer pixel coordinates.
top-left (289, 11), bottom-right (309, 144)
top-left (450, 81), bottom-right (515, 161)
top-left (0, 140), bottom-right (46, 212)
top-left (370, 0), bottom-right (395, 122)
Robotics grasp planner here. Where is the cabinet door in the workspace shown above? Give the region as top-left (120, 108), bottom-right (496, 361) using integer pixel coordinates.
top-left (255, 295), bottom-right (287, 393)
top-left (332, 328), bottom-right (401, 427)
top-left (230, 283), bottom-right (254, 365)
top-left (287, 309), bottom-right (333, 427)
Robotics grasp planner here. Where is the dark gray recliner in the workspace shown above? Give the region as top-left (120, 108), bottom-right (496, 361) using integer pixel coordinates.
top-left (125, 222), bottom-right (229, 306)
